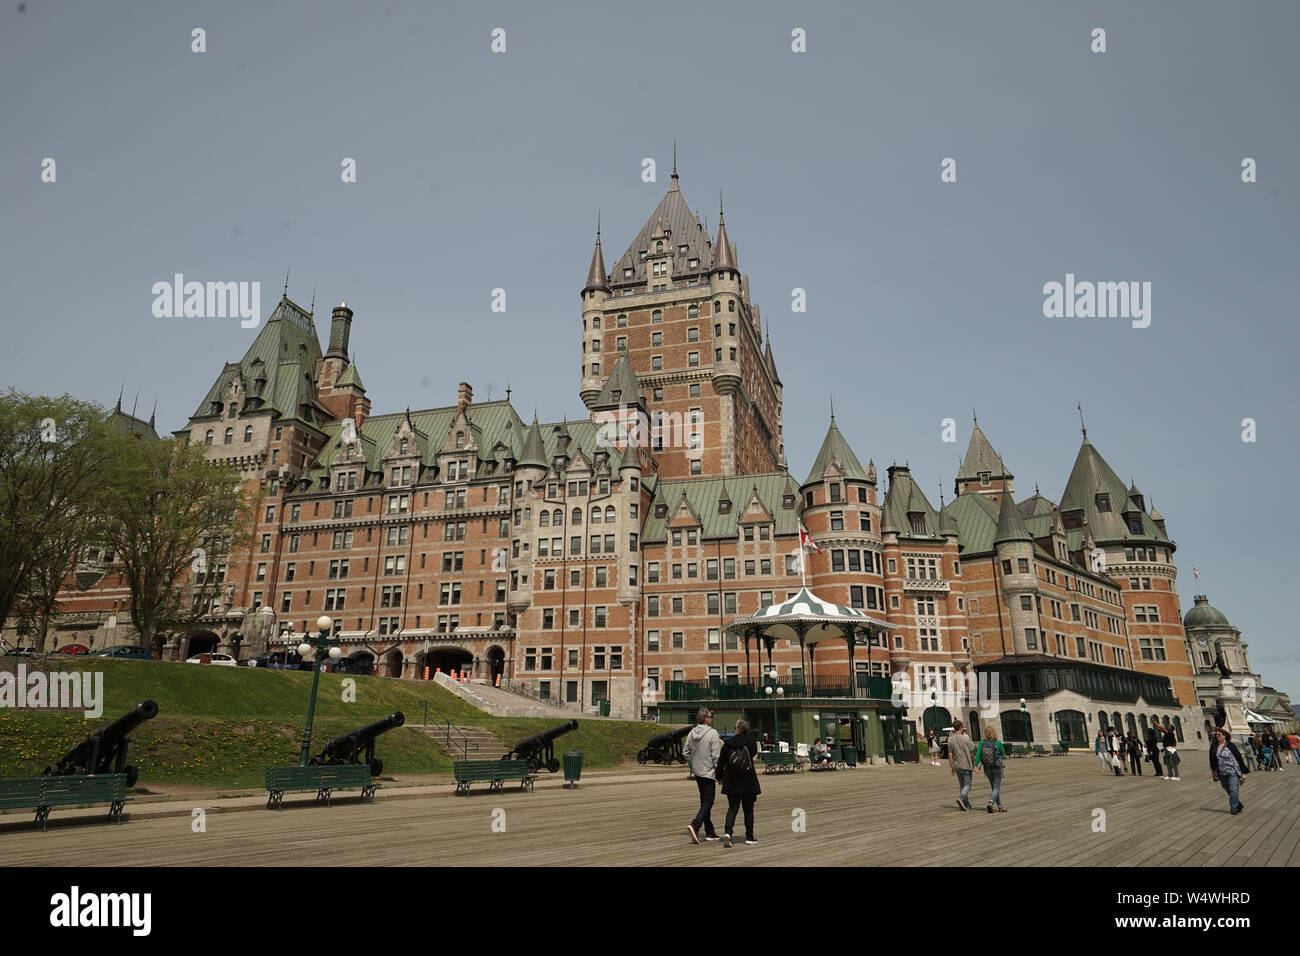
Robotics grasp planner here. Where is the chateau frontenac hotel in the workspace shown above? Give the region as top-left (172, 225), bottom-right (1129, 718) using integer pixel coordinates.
top-left (27, 170), bottom-right (1293, 755)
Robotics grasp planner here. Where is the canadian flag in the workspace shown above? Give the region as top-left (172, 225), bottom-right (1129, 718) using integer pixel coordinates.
top-left (799, 525), bottom-right (823, 554)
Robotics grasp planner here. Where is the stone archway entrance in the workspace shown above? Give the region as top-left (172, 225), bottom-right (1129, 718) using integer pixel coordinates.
top-left (383, 648), bottom-right (404, 678)
top-left (187, 631), bottom-right (220, 658)
top-left (344, 650), bottom-right (374, 675)
top-left (428, 648), bottom-right (473, 677)
top-left (486, 645), bottom-right (506, 683)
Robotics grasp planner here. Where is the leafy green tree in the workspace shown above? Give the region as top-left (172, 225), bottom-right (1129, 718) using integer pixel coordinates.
top-left (0, 390), bottom-right (119, 638)
top-left (89, 434), bottom-right (257, 654)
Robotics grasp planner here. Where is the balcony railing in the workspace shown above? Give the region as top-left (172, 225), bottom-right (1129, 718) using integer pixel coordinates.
top-left (663, 675), bottom-right (894, 703)
top-left (902, 578), bottom-right (950, 592)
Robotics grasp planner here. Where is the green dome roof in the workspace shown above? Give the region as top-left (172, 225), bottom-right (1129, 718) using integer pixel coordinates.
top-left (1183, 595), bottom-right (1231, 629)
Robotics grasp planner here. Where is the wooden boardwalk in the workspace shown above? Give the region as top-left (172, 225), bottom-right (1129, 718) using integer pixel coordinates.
top-left (4, 756), bottom-right (1297, 866)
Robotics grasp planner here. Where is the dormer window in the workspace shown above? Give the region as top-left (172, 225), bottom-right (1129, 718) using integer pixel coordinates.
top-left (611, 390), bottom-right (621, 403)
top-left (639, 250), bottom-right (647, 262)
top-left (623, 268), bottom-right (633, 278)
top-left (783, 494), bottom-right (795, 509)
top-left (655, 504), bottom-right (667, 518)
top-left (346, 446), bottom-right (354, 460)
top-left (456, 432), bottom-right (465, 449)
top-left (656, 241), bottom-right (663, 253)
top-left (400, 439), bottom-right (408, 455)
top-left (979, 471), bottom-right (991, 486)
top-left (719, 499), bottom-right (731, 514)
top-left (688, 257), bottom-right (699, 269)
top-left (678, 244), bottom-right (688, 255)
top-left (1096, 494), bottom-right (1110, 512)
top-left (909, 513), bottom-right (926, 535)
top-left (228, 404), bottom-right (237, 419)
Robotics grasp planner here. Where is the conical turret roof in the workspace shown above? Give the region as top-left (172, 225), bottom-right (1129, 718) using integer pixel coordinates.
top-left (803, 415), bottom-right (867, 485)
top-left (517, 415), bottom-right (547, 469)
top-left (594, 354), bottom-right (643, 407)
top-left (711, 204), bottom-right (737, 273)
top-left (583, 226), bottom-right (609, 293)
top-left (958, 422), bottom-right (1010, 482)
top-left (994, 490), bottom-right (1033, 544)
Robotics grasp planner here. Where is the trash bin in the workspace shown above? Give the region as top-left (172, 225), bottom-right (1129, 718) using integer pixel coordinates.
top-left (563, 751), bottom-right (584, 787)
top-left (598, 699), bottom-right (610, 717)
top-left (842, 745), bottom-right (858, 767)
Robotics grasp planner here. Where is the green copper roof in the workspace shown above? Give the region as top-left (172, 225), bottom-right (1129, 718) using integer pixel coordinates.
top-left (803, 416), bottom-right (868, 486)
top-left (1060, 438), bottom-right (1169, 545)
top-left (1184, 595), bottom-right (1233, 630)
top-left (994, 490), bottom-right (1033, 544)
top-left (946, 491), bottom-right (1001, 554)
top-left (336, 362), bottom-right (365, 390)
top-left (593, 354), bottom-right (643, 408)
top-left (192, 296), bottom-right (323, 426)
top-left (958, 423), bottom-right (1010, 481)
top-left (517, 416), bottom-right (547, 468)
top-left (642, 473), bottom-right (800, 542)
top-left (880, 466), bottom-right (939, 537)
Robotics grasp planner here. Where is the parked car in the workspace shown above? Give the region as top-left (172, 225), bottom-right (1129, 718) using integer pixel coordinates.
top-left (57, 644), bottom-right (91, 655)
top-left (89, 644), bottom-right (154, 660)
top-left (326, 658), bottom-right (372, 675)
top-left (246, 652), bottom-right (302, 669)
top-left (186, 653), bottom-right (238, 667)
top-left (1, 645), bottom-right (38, 658)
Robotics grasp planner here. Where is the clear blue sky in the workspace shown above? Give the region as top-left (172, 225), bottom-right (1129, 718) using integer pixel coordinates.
top-left (3, 1), bottom-right (1297, 697)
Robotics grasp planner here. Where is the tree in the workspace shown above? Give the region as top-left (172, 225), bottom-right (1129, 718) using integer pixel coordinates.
top-left (12, 521), bottom-right (82, 651)
top-left (0, 391), bottom-right (120, 636)
top-left (90, 434), bottom-right (257, 654)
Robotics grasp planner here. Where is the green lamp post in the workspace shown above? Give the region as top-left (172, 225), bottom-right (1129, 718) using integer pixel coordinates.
top-left (297, 614), bottom-right (343, 766)
top-left (763, 668), bottom-right (784, 747)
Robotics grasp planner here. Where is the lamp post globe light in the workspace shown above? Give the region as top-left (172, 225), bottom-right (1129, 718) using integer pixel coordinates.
top-left (1019, 697), bottom-right (1028, 746)
top-left (927, 690), bottom-right (939, 744)
top-left (297, 615), bottom-right (343, 767)
top-left (763, 668), bottom-right (784, 746)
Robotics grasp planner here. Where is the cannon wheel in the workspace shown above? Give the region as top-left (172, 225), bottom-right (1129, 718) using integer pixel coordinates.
top-left (547, 759), bottom-right (560, 773)
top-left (637, 750), bottom-right (649, 765)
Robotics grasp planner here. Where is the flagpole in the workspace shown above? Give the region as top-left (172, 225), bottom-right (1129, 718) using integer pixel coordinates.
top-left (800, 546), bottom-right (807, 589)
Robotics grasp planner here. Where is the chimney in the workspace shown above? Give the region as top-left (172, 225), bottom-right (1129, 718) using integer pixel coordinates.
top-left (457, 382), bottom-right (473, 412)
top-left (327, 302), bottom-right (354, 359)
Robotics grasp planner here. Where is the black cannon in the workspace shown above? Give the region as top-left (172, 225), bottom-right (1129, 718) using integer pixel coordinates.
top-left (44, 699), bottom-right (159, 788)
top-left (310, 712), bottom-right (405, 776)
top-left (637, 725), bottom-right (690, 765)
top-left (509, 719), bottom-right (578, 773)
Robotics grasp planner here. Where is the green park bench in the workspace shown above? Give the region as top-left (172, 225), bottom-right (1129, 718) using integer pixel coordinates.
top-left (1011, 746), bottom-right (1028, 758)
top-left (0, 773), bottom-right (129, 831)
top-left (1030, 745), bottom-right (1048, 757)
top-left (453, 759), bottom-right (535, 795)
top-left (264, 764), bottom-right (374, 810)
top-left (760, 752), bottom-right (801, 774)
top-left (1051, 744), bottom-right (1069, 756)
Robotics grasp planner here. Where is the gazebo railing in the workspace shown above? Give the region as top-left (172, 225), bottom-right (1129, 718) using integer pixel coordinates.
top-left (664, 675), bottom-right (893, 702)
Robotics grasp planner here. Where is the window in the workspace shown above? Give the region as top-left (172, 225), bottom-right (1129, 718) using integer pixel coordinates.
top-left (647, 596), bottom-right (659, 617)
top-left (324, 588), bottom-right (346, 611)
top-left (224, 428), bottom-right (233, 444)
top-left (672, 631), bottom-right (684, 649)
top-left (1017, 558), bottom-right (1029, 573)
top-left (1138, 638), bottom-right (1167, 661)
top-left (1024, 628), bottom-right (1037, 649)
top-left (651, 331), bottom-right (662, 347)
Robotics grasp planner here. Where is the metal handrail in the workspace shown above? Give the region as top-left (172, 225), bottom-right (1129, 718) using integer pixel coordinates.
top-left (497, 676), bottom-right (565, 709)
top-left (418, 699), bottom-right (478, 759)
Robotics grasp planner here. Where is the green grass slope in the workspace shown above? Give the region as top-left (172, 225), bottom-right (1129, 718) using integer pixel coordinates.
top-left (0, 660), bottom-right (666, 789)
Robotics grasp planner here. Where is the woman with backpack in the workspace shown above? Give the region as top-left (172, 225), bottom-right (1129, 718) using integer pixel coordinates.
top-left (717, 719), bottom-right (761, 847)
top-left (973, 726), bottom-right (1007, 812)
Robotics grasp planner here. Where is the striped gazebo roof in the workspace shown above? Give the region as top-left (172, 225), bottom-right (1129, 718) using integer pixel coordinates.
top-left (725, 586), bottom-right (891, 644)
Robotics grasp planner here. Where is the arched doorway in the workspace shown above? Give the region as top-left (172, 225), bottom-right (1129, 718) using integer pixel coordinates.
top-left (921, 705), bottom-right (952, 740)
top-left (428, 648), bottom-right (473, 677)
top-left (343, 650), bottom-right (374, 675)
top-left (383, 648), bottom-right (404, 678)
top-left (486, 645), bottom-right (506, 683)
top-left (1001, 710), bottom-right (1034, 743)
top-left (1054, 710), bottom-right (1087, 748)
top-left (187, 631), bottom-right (220, 658)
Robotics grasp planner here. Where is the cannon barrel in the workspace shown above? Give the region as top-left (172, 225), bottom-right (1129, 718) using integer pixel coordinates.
top-left (44, 700), bottom-right (159, 786)
top-left (315, 712), bottom-right (404, 766)
top-left (510, 719), bottom-right (578, 757)
top-left (647, 726), bottom-right (690, 749)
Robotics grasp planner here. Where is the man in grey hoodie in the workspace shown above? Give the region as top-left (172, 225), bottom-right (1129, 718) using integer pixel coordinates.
top-left (682, 707), bottom-right (721, 843)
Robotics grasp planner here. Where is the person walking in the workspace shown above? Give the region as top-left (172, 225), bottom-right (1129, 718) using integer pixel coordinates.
top-left (682, 707), bottom-right (721, 844)
top-left (1209, 727), bottom-right (1249, 814)
top-left (947, 719), bottom-right (976, 811)
top-left (716, 719), bottom-right (761, 847)
top-left (1125, 730), bottom-right (1143, 776)
top-left (1144, 725), bottom-right (1163, 777)
top-left (1288, 732), bottom-right (1300, 767)
top-left (1094, 729), bottom-right (1110, 773)
top-left (1159, 722), bottom-right (1181, 780)
top-left (973, 726), bottom-right (1007, 812)
top-left (1108, 728), bottom-right (1126, 776)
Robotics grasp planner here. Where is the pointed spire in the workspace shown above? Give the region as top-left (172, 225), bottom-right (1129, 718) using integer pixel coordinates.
top-left (711, 192), bottom-right (737, 274)
top-left (1077, 401), bottom-right (1088, 441)
top-left (149, 399), bottom-right (157, 429)
top-left (283, 269), bottom-right (290, 299)
top-left (115, 385), bottom-right (123, 414)
top-left (309, 287), bottom-right (316, 316)
top-left (829, 395), bottom-right (835, 422)
top-left (994, 487), bottom-right (1033, 544)
top-left (670, 139), bottom-right (679, 188)
top-left (583, 214), bottom-right (609, 293)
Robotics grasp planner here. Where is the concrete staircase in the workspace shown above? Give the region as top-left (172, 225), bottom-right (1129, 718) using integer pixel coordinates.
top-left (434, 672), bottom-right (585, 718)
top-left (413, 724), bottom-right (507, 760)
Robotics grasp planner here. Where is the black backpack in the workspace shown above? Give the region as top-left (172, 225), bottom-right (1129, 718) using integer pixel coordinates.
top-left (728, 740), bottom-right (753, 774)
top-left (979, 739), bottom-right (1003, 769)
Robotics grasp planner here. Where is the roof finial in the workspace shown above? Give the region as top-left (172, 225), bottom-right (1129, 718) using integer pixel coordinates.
top-left (131, 391), bottom-right (138, 418)
top-left (718, 189), bottom-right (725, 224)
top-left (283, 269), bottom-right (290, 298)
top-left (596, 211), bottom-right (600, 242)
top-left (1035, 482), bottom-right (1040, 495)
top-left (1077, 401), bottom-right (1088, 440)
top-left (672, 139), bottom-right (678, 181)
top-left (506, 382), bottom-right (512, 402)
top-left (972, 406), bottom-right (978, 427)
top-left (829, 395), bottom-right (835, 423)
top-left (149, 398), bottom-right (157, 428)
top-left (309, 287), bottom-right (316, 316)
top-left (115, 384), bottom-right (123, 414)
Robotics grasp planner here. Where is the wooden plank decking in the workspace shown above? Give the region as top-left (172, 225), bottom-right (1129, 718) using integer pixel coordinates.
top-left (3, 757), bottom-right (1296, 866)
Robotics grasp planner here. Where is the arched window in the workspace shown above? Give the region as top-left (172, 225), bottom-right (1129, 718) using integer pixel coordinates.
top-left (539, 511), bottom-right (549, 527)
top-left (400, 439), bottom-right (408, 455)
top-left (552, 509), bottom-right (562, 525)
top-left (456, 432), bottom-right (464, 449)
top-left (1097, 710), bottom-right (1109, 731)
top-left (656, 240), bottom-right (663, 253)
top-left (1125, 713), bottom-right (1136, 735)
top-left (969, 711), bottom-right (981, 739)
top-left (1139, 714), bottom-right (1148, 733)
top-left (244, 426), bottom-right (253, 442)
top-left (1173, 716), bottom-right (1184, 742)
top-left (1000, 710), bottom-right (1033, 743)
top-left (590, 507), bottom-right (601, 524)
top-left (1111, 711), bottom-right (1123, 733)
top-left (228, 403), bottom-right (237, 419)
top-left (572, 508), bottom-right (582, 525)
top-left (605, 505), bottom-right (616, 522)
top-left (224, 428), bottom-right (233, 444)
top-left (204, 430), bottom-right (213, 446)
